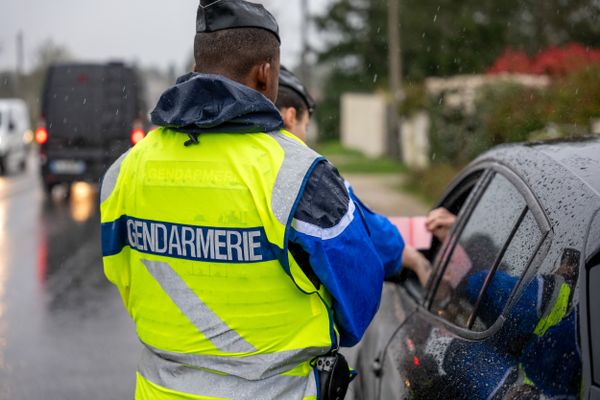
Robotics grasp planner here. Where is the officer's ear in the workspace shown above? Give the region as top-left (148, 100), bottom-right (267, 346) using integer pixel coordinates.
top-left (281, 107), bottom-right (297, 130)
top-left (255, 61), bottom-right (278, 102)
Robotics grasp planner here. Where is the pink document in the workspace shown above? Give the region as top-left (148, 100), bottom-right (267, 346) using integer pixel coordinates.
top-left (388, 216), bottom-right (432, 250)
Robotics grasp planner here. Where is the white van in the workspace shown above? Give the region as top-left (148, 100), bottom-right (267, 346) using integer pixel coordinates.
top-left (0, 99), bottom-right (30, 174)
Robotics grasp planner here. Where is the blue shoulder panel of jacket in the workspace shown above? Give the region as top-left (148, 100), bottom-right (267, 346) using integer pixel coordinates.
top-left (290, 160), bottom-right (404, 347)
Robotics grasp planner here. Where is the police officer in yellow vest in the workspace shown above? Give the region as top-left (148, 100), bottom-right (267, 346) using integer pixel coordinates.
top-left (100, 1), bottom-right (406, 399)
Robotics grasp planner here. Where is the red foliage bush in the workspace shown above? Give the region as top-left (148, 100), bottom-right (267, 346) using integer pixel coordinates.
top-left (487, 49), bottom-right (532, 74)
top-left (487, 43), bottom-right (600, 76)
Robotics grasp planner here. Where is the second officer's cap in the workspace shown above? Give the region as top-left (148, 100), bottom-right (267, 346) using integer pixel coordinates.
top-left (279, 66), bottom-right (316, 116)
top-left (196, 0), bottom-right (280, 43)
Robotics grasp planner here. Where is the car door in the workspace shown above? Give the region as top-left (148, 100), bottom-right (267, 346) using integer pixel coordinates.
top-left (580, 252), bottom-right (600, 399)
top-left (353, 167), bottom-right (486, 400)
top-left (376, 166), bottom-right (549, 400)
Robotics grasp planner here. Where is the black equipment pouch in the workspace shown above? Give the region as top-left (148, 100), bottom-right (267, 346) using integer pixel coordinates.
top-left (314, 351), bottom-right (355, 400)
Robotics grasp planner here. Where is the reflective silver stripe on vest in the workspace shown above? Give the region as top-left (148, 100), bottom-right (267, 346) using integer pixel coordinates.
top-left (270, 132), bottom-right (322, 225)
top-left (138, 347), bottom-right (318, 399)
top-left (141, 259), bottom-right (256, 354)
top-left (146, 343), bottom-right (330, 381)
top-left (100, 150), bottom-right (130, 204)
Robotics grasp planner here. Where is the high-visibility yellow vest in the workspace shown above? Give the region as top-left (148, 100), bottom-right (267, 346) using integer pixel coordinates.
top-left (100, 128), bottom-right (336, 399)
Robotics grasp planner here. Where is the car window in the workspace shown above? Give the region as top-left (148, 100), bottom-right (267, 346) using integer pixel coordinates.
top-left (590, 262), bottom-right (600, 385)
top-left (469, 210), bottom-right (542, 331)
top-left (430, 173), bottom-right (527, 329)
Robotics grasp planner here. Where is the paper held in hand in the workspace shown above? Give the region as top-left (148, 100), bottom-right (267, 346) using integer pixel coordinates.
top-left (388, 216), bottom-right (432, 250)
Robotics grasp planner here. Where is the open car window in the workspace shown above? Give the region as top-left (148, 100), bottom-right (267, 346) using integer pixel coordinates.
top-left (429, 172), bottom-right (529, 329)
top-left (425, 170), bottom-right (484, 266)
top-left (396, 169), bottom-right (485, 303)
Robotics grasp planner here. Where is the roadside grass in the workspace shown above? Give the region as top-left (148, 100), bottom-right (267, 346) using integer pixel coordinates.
top-left (316, 141), bottom-right (407, 174)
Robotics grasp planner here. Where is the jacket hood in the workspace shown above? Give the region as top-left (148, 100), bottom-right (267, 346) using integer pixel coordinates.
top-left (150, 73), bottom-right (284, 134)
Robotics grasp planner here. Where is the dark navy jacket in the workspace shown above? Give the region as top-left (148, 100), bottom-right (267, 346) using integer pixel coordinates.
top-left (151, 73), bottom-right (405, 347)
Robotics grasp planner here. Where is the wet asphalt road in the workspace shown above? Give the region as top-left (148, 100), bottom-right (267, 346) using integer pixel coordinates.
top-left (0, 154), bottom-right (140, 399)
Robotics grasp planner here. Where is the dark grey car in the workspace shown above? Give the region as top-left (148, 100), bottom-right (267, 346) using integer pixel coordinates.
top-left (354, 137), bottom-right (600, 400)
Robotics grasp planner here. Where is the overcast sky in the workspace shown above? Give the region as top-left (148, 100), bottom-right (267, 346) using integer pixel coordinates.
top-left (0, 0), bottom-right (329, 73)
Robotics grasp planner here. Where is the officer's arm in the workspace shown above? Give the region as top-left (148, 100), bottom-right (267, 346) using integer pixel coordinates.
top-left (345, 183), bottom-right (405, 276)
top-left (289, 161), bottom-right (405, 347)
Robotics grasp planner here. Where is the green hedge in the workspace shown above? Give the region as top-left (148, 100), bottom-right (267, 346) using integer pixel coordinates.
top-left (428, 64), bottom-right (600, 166)
top-left (410, 65), bottom-right (600, 199)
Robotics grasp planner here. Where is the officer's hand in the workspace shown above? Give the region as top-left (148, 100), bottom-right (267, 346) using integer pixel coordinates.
top-left (425, 208), bottom-right (457, 242)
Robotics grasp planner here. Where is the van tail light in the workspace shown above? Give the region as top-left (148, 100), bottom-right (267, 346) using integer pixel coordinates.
top-left (33, 118), bottom-right (48, 144)
top-left (131, 128), bottom-right (145, 145)
top-left (35, 128), bottom-right (49, 145)
top-left (35, 120), bottom-right (48, 145)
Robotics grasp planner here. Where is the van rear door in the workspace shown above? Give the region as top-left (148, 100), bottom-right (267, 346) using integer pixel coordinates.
top-left (41, 63), bottom-right (142, 184)
top-left (45, 65), bottom-right (105, 148)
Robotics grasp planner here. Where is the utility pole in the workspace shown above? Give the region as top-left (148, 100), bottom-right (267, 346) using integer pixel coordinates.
top-left (16, 31), bottom-right (24, 75)
top-left (16, 31), bottom-right (24, 95)
top-left (299, 0), bottom-right (310, 86)
top-left (387, 0), bottom-right (403, 160)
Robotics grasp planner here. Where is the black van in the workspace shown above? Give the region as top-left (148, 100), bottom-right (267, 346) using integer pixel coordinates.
top-left (37, 62), bottom-right (148, 193)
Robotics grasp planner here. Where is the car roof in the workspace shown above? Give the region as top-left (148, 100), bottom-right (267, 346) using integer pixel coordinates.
top-left (479, 136), bottom-right (600, 198)
top-left (528, 137), bottom-right (600, 197)
top-left (0, 99), bottom-right (28, 109)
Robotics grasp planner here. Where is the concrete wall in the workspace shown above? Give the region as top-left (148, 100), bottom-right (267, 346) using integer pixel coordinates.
top-left (591, 119), bottom-right (600, 135)
top-left (341, 93), bottom-right (387, 158)
top-left (401, 112), bottom-right (430, 170)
